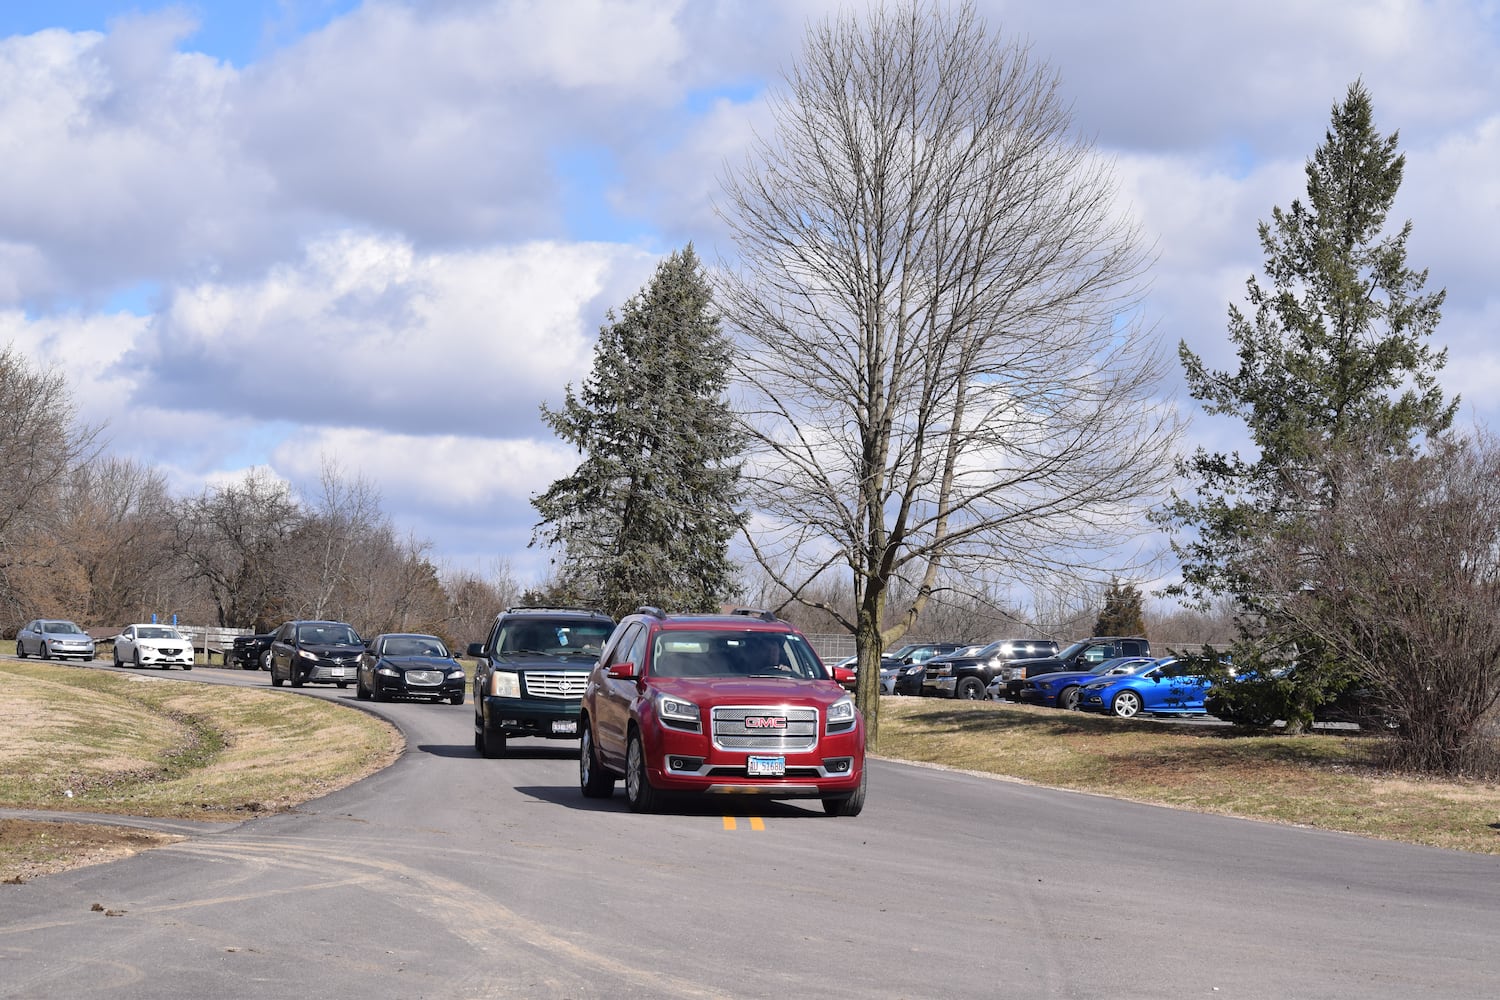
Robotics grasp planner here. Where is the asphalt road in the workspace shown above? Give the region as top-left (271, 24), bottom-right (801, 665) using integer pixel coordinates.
top-left (3, 661), bottom-right (1499, 999)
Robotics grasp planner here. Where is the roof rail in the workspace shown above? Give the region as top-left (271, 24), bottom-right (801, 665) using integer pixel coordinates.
top-left (634, 606), bottom-right (667, 619)
top-left (505, 606), bottom-right (608, 616)
top-left (730, 608), bottom-right (779, 622)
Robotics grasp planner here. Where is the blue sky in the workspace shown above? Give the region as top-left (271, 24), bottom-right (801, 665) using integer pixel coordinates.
top-left (1, 0), bottom-right (1497, 597)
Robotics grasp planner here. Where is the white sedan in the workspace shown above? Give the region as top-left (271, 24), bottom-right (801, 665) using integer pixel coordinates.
top-left (113, 624), bottom-right (195, 670)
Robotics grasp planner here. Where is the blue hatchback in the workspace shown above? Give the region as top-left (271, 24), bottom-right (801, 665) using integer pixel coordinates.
top-left (1076, 658), bottom-right (1214, 718)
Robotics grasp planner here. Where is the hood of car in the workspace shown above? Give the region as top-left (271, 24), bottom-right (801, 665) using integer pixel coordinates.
top-left (381, 655), bottom-right (459, 669)
top-left (647, 676), bottom-right (849, 707)
top-left (299, 643), bottom-right (363, 657)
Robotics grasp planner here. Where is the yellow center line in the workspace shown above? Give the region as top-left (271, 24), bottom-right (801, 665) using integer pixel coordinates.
top-left (723, 816), bottom-right (736, 830)
top-left (722, 816), bottom-right (766, 830)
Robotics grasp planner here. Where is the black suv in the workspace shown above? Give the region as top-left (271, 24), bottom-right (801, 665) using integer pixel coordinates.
top-left (232, 632), bottom-right (275, 670)
top-left (268, 620), bottom-right (364, 688)
top-left (468, 607), bottom-right (616, 758)
top-left (998, 636), bottom-right (1153, 701)
top-left (920, 637), bottom-right (1060, 699)
top-left (885, 642), bottom-right (969, 695)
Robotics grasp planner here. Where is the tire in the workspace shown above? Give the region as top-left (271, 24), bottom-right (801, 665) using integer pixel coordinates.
top-left (372, 682), bottom-right (388, 702)
top-left (356, 675), bottom-right (371, 700)
top-left (16, 641), bottom-right (25, 658)
top-left (954, 677), bottom-right (985, 700)
top-left (260, 650), bottom-right (271, 671)
top-left (822, 767), bottom-right (867, 817)
top-left (1057, 686), bottom-right (1081, 711)
top-left (113, 647), bottom-right (123, 667)
top-left (133, 650), bottom-right (142, 669)
top-left (271, 671), bottom-right (284, 687)
top-left (183, 664), bottom-right (192, 671)
top-left (290, 667), bottom-right (303, 688)
top-left (579, 723), bottom-right (616, 798)
top-left (1111, 690), bottom-right (1143, 719)
top-left (478, 710), bottom-right (507, 759)
top-left (625, 731), bottom-right (661, 813)
top-left (336, 681), bottom-right (348, 689)
top-left (449, 691), bottom-right (464, 706)
top-left (41, 643), bottom-right (51, 660)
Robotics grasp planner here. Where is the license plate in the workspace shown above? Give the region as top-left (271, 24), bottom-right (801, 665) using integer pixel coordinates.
top-left (747, 755), bottom-right (786, 777)
top-left (552, 720), bottom-right (577, 735)
top-left (331, 667), bottom-right (346, 677)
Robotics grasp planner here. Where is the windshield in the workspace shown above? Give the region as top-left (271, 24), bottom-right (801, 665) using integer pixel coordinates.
top-left (43, 621), bottom-right (83, 634)
top-left (298, 624), bottom-right (360, 645)
top-left (1056, 640), bottom-right (1089, 660)
top-left (498, 620), bottom-right (613, 656)
top-left (382, 635), bottom-right (448, 657)
top-left (139, 627), bottom-right (182, 640)
top-left (649, 630), bottom-right (828, 681)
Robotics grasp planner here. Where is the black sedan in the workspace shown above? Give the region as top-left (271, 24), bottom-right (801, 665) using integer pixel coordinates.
top-left (357, 634), bottom-right (467, 704)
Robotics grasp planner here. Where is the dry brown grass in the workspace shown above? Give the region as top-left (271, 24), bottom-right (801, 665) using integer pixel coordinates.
top-left (0, 660), bottom-right (402, 881)
top-left (877, 698), bottom-right (1500, 855)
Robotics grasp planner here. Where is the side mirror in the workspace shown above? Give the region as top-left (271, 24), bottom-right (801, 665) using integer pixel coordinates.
top-left (607, 661), bottom-right (638, 680)
top-left (466, 642), bottom-right (485, 658)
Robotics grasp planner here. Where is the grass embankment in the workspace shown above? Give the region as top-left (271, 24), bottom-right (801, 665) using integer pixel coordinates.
top-left (878, 698), bottom-right (1500, 855)
top-left (0, 660), bottom-right (402, 882)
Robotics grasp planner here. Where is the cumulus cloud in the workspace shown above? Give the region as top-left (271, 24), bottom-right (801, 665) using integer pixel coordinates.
top-left (1, 0), bottom-right (1497, 580)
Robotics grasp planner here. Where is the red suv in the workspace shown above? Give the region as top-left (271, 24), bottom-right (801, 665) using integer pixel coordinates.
top-left (578, 608), bottom-right (867, 816)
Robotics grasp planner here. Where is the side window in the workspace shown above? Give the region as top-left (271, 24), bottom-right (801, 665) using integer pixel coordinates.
top-left (485, 618), bottom-right (504, 655)
top-left (626, 625), bottom-right (648, 667)
top-left (1082, 644), bottom-right (1111, 665)
top-left (601, 624), bottom-right (641, 670)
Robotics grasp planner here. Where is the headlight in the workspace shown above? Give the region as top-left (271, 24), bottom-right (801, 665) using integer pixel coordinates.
top-left (657, 694), bottom-right (699, 724)
top-left (446, 668), bottom-right (466, 679)
top-left (827, 697), bottom-right (857, 732)
top-left (904, 664), bottom-right (923, 675)
top-left (489, 671), bottom-right (521, 698)
top-left (297, 648), bottom-right (320, 661)
top-left (376, 667), bottom-right (399, 677)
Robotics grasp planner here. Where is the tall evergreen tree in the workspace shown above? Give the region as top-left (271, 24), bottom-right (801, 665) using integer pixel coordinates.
top-left (1094, 580), bottom-right (1146, 637)
top-left (532, 245), bottom-right (745, 619)
top-left (1163, 81), bottom-right (1455, 729)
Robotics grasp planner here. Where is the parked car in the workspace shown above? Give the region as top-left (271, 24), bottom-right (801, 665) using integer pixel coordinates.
top-left (15, 619), bottom-right (95, 660)
top-left (886, 642), bottom-right (969, 695)
top-left (579, 607), bottom-right (866, 815)
top-left (357, 633), bottom-right (466, 704)
top-left (998, 636), bottom-right (1153, 701)
top-left (833, 653), bottom-right (903, 693)
top-left (1006, 656), bottom-right (1153, 709)
top-left (468, 606), bottom-right (617, 758)
top-left (113, 624), bottom-right (194, 670)
top-left (921, 637), bottom-right (1061, 699)
top-left (232, 632), bottom-right (275, 670)
top-left (268, 620), bottom-right (364, 689)
top-left (1075, 657), bottom-right (1214, 718)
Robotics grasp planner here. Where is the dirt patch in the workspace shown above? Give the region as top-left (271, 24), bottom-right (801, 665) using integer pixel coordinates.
top-left (0, 819), bottom-right (182, 883)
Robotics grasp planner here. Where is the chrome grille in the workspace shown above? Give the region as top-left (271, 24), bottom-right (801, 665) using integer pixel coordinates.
top-left (405, 670), bottom-right (442, 686)
top-left (712, 705), bottom-right (819, 752)
top-left (522, 671), bottom-right (589, 699)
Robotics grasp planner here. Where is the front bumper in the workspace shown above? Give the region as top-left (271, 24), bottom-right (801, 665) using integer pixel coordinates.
top-left (46, 642), bottom-right (95, 658)
top-left (300, 661), bottom-right (359, 684)
top-left (137, 647), bottom-right (193, 667)
top-left (482, 696), bottom-right (582, 739)
top-left (378, 674), bottom-right (464, 700)
top-left (922, 676), bottom-right (956, 696)
top-left (643, 726), bottom-right (864, 798)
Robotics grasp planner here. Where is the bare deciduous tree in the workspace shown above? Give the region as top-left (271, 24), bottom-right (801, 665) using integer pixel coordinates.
top-left (716, 1), bottom-right (1176, 736)
top-left (0, 345), bottom-right (103, 623)
top-left (174, 469), bottom-right (301, 629)
top-left (1258, 432), bottom-right (1500, 775)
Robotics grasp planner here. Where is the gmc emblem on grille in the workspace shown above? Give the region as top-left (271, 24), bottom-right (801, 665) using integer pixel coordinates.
top-left (743, 715), bottom-right (787, 730)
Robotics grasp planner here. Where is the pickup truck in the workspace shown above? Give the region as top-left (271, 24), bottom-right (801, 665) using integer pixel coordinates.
top-left (231, 632), bottom-right (275, 670)
top-left (998, 637), bottom-right (1153, 701)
